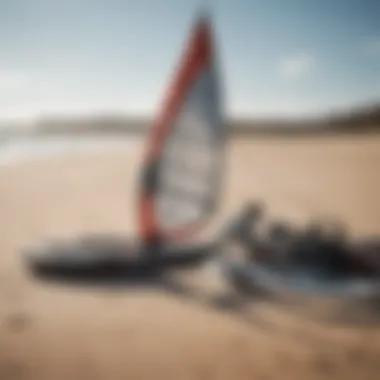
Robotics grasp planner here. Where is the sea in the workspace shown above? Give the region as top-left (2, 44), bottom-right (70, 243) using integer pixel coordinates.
top-left (0, 132), bottom-right (140, 167)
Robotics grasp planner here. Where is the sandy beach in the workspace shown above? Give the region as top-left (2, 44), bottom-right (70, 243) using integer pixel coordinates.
top-left (1, 132), bottom-right (380, 380)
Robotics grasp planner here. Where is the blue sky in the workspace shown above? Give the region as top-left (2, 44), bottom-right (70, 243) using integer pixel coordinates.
top-left (0, 0), bottom-right (379, 121)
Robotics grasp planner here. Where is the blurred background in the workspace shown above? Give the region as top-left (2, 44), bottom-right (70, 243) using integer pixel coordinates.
top-left (0, 1), bottom-right (380, 380)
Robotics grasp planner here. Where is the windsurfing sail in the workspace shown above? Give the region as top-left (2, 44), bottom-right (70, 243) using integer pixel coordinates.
top-left (138, 13), bottom-right (226, 245)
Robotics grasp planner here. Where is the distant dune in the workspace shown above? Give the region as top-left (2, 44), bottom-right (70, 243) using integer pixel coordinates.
top-left (1, 101), bottom-right (379, 138)
top-left (33, 101), bottom-right (380, 136)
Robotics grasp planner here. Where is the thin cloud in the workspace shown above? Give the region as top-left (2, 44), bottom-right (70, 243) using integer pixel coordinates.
top-left (363, 37), bottom-right (380, 58)
top-left (0, 70), bottom-right (30, 91)
top-left (279, 54), bottom-right (315, 80)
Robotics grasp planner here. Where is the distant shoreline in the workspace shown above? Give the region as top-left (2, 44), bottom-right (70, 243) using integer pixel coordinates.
top-left (0, 133), bottom-right (138, 167)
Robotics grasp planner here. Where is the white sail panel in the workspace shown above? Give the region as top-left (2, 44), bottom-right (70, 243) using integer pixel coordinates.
top-left (156, 65), bottom-right (224, 233)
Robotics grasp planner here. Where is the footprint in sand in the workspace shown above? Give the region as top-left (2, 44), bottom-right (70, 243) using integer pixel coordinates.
top-left (311, 353), bottom-right (336, 376)
top-left (0, 362), bottom-right (27, 380)
top-left (2, 311), bottom-right (32, 333)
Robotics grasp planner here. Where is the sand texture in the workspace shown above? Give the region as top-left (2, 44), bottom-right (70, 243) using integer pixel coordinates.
top-left (1, 133), bottom-right (380, 380)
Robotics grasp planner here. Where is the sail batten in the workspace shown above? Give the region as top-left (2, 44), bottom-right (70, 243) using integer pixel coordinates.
top-left (138, 13), bottom-right (225, 245)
